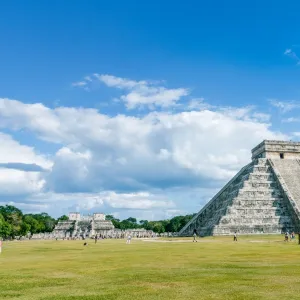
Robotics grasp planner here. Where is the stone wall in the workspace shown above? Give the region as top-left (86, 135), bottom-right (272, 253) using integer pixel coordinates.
top-left (93, 213), bottom-right (105, 220)
top-left (252, 140), bottom-right (300, 160)
top-left (68, 213), bottom-right (81, 221)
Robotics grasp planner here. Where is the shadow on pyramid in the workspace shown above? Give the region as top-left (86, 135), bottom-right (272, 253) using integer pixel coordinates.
top-left (179, 140), bottom-right (300, 236)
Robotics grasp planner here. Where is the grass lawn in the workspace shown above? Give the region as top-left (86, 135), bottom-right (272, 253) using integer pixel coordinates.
top-left (1, 235), bottom-right (300, 300)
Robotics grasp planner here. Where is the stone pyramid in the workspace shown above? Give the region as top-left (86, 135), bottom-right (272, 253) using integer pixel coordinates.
top-left (179, 140), bottom-right (300, 236)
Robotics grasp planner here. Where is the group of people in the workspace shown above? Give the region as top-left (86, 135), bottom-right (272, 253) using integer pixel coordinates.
top-left (94, 234), bottom-right (132, 244)
top-left (83, 234), bottom-right (132, 246)
top-left (284, 231), bottom-right (295, 242)
top-left (192, 229), bottom-right (238, 242)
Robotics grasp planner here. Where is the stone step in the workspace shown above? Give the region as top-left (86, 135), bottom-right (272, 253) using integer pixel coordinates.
top-left (231, 200), bottom-right (285, 208)
top-left (230, 181), bottom-right (277, 192)
top-left (219, 220), bottom-right (292, 226)
top-left (251, 166), bottom-right (272, 173)
top-left (227, 181), bottom-right (280, 195)
top-left (238, 190), bottom-right (282, 197)
top-left (219, 216), bottom-right (292, 224)
top-left (243, 182), bottom-right (278, 188)
top-left (256, 158), bottom-right (268, 164)
top-left (247, 174), bottom-right (275, 181)
top-left (227, 207), bottom-right (289, 214)
top-left (212, 225), bottom-right (289, 235)
top-left (233, 196), bottom-right (283, 201)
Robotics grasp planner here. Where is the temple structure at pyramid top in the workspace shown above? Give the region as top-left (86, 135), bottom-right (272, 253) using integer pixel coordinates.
top-left (179, 140), bottom-right (300, 236)
top-left (251, 140), bottom-right (300, 160)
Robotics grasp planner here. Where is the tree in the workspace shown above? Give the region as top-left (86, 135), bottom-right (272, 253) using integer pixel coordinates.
top-left (19, 222), bottom-right (31, 236)
top-left (0, 205), bottom-right (22, 219)
top-left (0, 213), bottom-right (12, 238)
top-left (152, 222), bottom-right (165, 233)
top-left (126, 217), bottom-right (137, 224)
top-left (57, 215), bottom-right (69, 222)
top-left (23, 215), bottom-right (40, 234)
top-left (105, 215), bottom-right (115, 221)
top-left (139, 220), bottom-right (148, 228)
top-left (0, 205), bottom-right (23, 237)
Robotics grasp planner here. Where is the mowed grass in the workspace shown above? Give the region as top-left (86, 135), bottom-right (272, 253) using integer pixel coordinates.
top-left (1, 236), bottom-right (300, 300)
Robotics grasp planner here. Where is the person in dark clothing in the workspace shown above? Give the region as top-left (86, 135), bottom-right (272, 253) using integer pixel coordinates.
top-left (95, 235), bottom-right (98, 244)
top-left (193, 229), bottom-right (198, 242)
top-left (284, 232), bottom-right (289, 242)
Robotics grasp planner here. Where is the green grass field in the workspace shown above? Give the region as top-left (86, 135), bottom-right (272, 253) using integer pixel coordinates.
top-left (1, 235), bottom-right (300, 300)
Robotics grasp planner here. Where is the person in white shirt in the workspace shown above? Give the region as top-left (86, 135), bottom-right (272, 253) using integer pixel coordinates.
top-left (233, 232), bottom-right (238, 242)
top-left (126, 235), bottom-right (132, 244)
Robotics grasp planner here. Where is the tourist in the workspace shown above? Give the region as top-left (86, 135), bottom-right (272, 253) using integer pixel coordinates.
top-left (95, 235), bottom-right (98, 244)
top-left (193, 229), bottom-right (198, 242)
top-left (233, 232), bottom-right (237, 242)
top-left (285, 232), bottom-right (289, 242)
top-left (291, 232), bottom-right (295, 241)
top-left (126, 234), bottom-right (132, 244)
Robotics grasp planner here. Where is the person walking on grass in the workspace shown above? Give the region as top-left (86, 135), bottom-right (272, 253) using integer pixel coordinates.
top-left (95, 235), bottom-right (98, 244)
top-left (193, 229), bottom-right (198, 242)
top-left (291, 232), bottom-right (295, 241)
top-left (126, 234), bottom-right (132, 244)
top-left (284, 231), bottom-right (289, 242)
top-left (233, 232), bottom-right (238, 242)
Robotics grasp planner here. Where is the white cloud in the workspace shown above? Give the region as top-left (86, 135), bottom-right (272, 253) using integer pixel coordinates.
top-left (284, 49), bottom-right (292, 55)
top-left (0, 132), bottom-right (51, 196)
top-left (284, 48), bottom-right (300, 65)
top-left (269, 99), bottom-right (300, 113)
top-left (0, 98), bottom-right (286, 191)
top-left (72, 81), bottom-right (87, 87)
top-left (72, 74), bottom-right (189, 109)
top-left (94, 74), bottom-right (148, 89)
top-left (0, 169), bottom-right (44, 195)
top-left (100, 191), bottom-right (174, 210)
top-left (0, 76), bottom-right (290, 218)
top-left (251, 112), bottom-right (271, 122)
top-left (0, 132), bottom-right (51, 168)
top-left (5, 191), bottom-right (175, 219)
top-left (282, 117), bottom-right (300, 123)
top-left (186, 98), bottom-right (212, 110)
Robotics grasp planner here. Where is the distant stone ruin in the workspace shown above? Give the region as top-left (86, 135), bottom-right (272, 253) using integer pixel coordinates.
top-left (52, 212), bottom-right (115, 239)
top-left (31, 212), bottom-right (154, 240)
top-left (179, 140), bottom-right (300, 236)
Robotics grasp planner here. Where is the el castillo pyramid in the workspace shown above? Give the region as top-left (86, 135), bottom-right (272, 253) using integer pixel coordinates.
top-left (179, 140), bottom-right (300, 236)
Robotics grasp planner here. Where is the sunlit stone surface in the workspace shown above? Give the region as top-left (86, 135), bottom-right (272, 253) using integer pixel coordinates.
top-left (179, 140), bottom-right (300, 236)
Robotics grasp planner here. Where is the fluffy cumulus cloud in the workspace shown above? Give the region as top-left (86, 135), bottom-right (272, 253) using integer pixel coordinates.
top-left (0, 75), bottom-right (291, 218)
top-left (0, 132), bottom-right (52, 197)
top-left (4, 191), bottom-right (174, 220)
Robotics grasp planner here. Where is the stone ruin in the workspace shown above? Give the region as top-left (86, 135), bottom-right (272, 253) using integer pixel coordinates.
top-left (31, 212), bottom-right (154, 240)
top-left (179, 140), bottom-right (300, 236)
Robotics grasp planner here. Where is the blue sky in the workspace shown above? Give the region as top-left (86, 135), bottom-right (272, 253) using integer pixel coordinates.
top-left (0, 1), bottom-right (299, 219)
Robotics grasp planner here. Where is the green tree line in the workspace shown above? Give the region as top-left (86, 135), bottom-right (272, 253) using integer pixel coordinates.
top-left (0, 204), bottom-right (195, 238)
top-left (0, 205), bottom-right (68, 239)
top-left (105, 214), bottom-right (196, 233)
